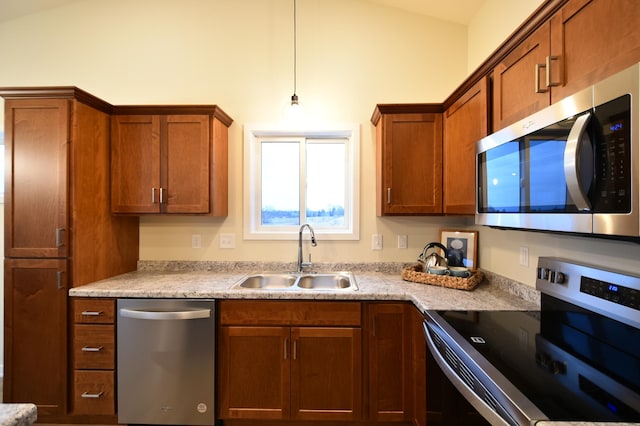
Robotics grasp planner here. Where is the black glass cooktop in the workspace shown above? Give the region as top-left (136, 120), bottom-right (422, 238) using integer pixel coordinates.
top-left (436, 295), bottom-right (640, 422)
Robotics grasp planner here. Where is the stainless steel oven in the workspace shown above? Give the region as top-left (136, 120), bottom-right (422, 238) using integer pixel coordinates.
top-left (423, 257), bottom-right (640, 425)
top-left (476, 63), bottom-right (640, 238)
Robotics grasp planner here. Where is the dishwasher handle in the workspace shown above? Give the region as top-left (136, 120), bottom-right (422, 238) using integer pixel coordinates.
top-left (119, 308), bottom-right (211, 320)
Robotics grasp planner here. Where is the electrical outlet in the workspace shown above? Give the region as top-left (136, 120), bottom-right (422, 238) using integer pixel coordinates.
top-left (397, 234), bottom-right (408, 249)
top-left (372, 234), bottom-right (383, 250)
top-left (519, 246), bottom-right (529, 267)
top-left (219, 233), bottom-right (235, 249)
top-left (191, 234), bottom-right (201, 249)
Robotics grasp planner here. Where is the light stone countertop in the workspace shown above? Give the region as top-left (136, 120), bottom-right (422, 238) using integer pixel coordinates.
top-left (69, 261), bottom-right (540, 312)
top-left (0, 404), bottom-right (37, 426)
top-left (69, 261), bottom-right (636, 426)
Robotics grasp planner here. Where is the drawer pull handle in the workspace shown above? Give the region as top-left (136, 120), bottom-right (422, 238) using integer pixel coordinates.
top-left (81, 346), bottom-right (104, 352)
top-left (81, 311), bottom-right (103, 317)
top-left (81, 391), bottom-right (104, 399)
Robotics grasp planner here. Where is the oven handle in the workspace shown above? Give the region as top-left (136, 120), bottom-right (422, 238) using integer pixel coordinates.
top-left (564, 112), bottom-right (593, 211)
top-left (422, 320), bottom-right (513, 426)
top-left (119, 308), bottom-right (211, 320)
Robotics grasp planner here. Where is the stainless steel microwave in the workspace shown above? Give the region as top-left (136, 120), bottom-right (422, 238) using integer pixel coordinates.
top-left (476, 62), bottom-right (639, 238)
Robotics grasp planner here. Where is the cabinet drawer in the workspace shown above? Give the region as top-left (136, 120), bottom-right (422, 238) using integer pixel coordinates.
top-left (219, 301), bottom-right (361, 326)
top-left (73, 324), bottom-right (115, 369)
top-left (72, 370), bottom-right (115, 415)
top-left (73, 298), bottom-right (115, 324)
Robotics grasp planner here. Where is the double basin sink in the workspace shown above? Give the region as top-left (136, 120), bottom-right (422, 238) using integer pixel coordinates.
top-left (233, 271), bottom-right (358, 291)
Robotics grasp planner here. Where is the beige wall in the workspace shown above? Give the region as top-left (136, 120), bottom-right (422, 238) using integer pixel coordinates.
top-left (1, 0), bottom-right (639, 297)
top-left (467, 0), bottom-right (545, 73)
top-left (0, 0), bottom-right (471, 267)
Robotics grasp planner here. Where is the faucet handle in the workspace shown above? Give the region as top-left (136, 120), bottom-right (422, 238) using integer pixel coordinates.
top-left (300, 254), bottom-right (313, 271)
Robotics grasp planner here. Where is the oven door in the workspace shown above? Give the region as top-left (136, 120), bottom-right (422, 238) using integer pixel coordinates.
top-left (423, 311), bottom-right (548, 426)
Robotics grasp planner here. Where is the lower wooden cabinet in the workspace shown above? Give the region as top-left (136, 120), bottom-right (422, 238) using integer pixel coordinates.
top-left (217, 301), bottom-right (362, 422)
top-left (70, 298), bottom-right (117, 418)
top-left (3, 259), bottom-right (68, 418)
top-left (72, 370), bottom-right (116, 416)
top-left (366, 303), bottom-right (413, 422)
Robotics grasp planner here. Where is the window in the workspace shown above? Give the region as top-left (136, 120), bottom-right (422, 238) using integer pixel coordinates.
top-left (244, 124), bottom-right (359, 240)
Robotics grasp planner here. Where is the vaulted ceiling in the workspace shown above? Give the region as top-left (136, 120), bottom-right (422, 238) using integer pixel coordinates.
top-left (0, 0), bottom-right (486, 24)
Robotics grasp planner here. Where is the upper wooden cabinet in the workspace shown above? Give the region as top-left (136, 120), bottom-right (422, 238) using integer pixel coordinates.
top-left (493, 0), bottom-right (640, 130)
top-left (372, 105), bottom-right (443, 215)
top-left (111, 106), bottom-right (233, 215)
top-left (4, 98), bottom-right (70, 258)
top-left (443, 77), bottom-right (489, 215)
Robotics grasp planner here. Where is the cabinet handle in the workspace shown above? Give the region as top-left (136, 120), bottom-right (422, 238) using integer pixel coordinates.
top-left (160, 187), bottom-right (165, 204)
top-left (546, 55), bottom-right (560, 87)
top-left (81, 391), bottom-right (104, 399)
top-left (81, 310), bottom-right (103, 317)
top-left (387, 188), bottom-right (391, 204)
top-left (56, 271), bottom-right (64, 289)
top-left (534, 63), bottom-right (548, 93)
top-left (152, 188), bottom-right (157, 204)
top-left (293, 340), bottom-right (298, 360)
top-left (55, 228), bottom-right (65, 247)
top-left (81, 346), bottom-right (104, 352)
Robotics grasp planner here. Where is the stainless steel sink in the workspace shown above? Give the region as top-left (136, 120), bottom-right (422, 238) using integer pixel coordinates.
top-left (237, 273), bottom-right (297, 289)
top-left (233, 272), bottom-right (358, 291)
top-left (297, 274), bottom-right (353, 289)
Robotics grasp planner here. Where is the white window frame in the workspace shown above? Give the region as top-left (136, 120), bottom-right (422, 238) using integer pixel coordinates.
top-left (243, 124), bottom-right (360, 241)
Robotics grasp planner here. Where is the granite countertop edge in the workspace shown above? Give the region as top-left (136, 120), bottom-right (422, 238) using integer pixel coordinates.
top-left (0, 404), bottom-right (37, 426)
top-left (69, 260), bottom-right (541, 312)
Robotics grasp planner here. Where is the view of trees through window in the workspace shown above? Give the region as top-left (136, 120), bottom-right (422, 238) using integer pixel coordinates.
top-left (260, 139), bottom-right (346, 228)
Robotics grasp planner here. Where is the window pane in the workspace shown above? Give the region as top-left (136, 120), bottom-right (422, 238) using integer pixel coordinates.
top-left (306, 141), bottom-right (345, 227)
top-left (261, 141), bottom-right (300, 225)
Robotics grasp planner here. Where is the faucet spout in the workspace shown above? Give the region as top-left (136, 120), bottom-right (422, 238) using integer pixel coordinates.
top-left (297, 223), bottom-right (317, 272)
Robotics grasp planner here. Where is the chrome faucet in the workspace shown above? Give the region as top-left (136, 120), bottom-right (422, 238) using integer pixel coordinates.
top-left (297, 223), bottom-right (317, 272)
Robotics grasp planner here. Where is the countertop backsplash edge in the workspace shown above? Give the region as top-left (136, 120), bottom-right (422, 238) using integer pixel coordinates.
top-left (136, 260), bottom-right (540, 306)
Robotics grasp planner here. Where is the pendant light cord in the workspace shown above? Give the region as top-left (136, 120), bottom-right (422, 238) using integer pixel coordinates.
top-left (292, 0), bottom-right (298, 102)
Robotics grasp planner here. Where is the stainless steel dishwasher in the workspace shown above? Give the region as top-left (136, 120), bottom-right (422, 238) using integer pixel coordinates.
top-left (117, 299), bottom-right (215, 425)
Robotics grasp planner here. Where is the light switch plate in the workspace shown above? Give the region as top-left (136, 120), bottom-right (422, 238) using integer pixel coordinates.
top-left (372, 234), bottom-right (383, 250)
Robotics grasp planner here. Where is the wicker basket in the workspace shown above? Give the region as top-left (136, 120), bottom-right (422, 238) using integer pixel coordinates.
top-left (401, 263), bottom-right (484, 291)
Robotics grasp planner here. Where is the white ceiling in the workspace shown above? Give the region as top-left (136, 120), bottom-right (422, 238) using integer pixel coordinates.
top-left (0, 0), bottom-right (486, 25)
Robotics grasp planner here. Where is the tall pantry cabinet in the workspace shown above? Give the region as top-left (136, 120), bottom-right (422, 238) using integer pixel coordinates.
top-left (1, 87), bottom-right (139, 422)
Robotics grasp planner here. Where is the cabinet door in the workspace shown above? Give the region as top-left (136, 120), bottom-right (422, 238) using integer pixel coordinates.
top-left (367, 303), bottom-right (412, 422)
top-left (443, 77), bottom-right (489, 215)
top-left (492, 22), bottom-right (551, 130)
top-left (164, 115), bottom-right (210, 213)
top-left (4, 99), bottom-right (69, 257)
top-left (4, 258), bottom-right (68, 417)
top-left (291, 327), bottom-right (362, 421)
top-left (411, 306), bottom-right (427, 426)
top-left (550, 0), bottom-right (640, 103)
top-left (111, 115), bottom-right (161, 213)
top-left (218, 326), bottom-right (290, 420)
top-left (378, 113), bottom-right (443, 215)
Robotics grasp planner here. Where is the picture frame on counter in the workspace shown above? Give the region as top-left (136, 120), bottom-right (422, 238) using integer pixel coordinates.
top-left (440, 229), bottom-right (478, 269)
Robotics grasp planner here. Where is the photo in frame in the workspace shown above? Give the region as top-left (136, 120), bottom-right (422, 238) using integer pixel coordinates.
top-left (439, 229), bottom-right (478, 269)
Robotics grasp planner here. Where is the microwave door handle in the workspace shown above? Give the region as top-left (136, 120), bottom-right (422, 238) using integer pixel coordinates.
top-left (564, 112), bottom-right (592, 211)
